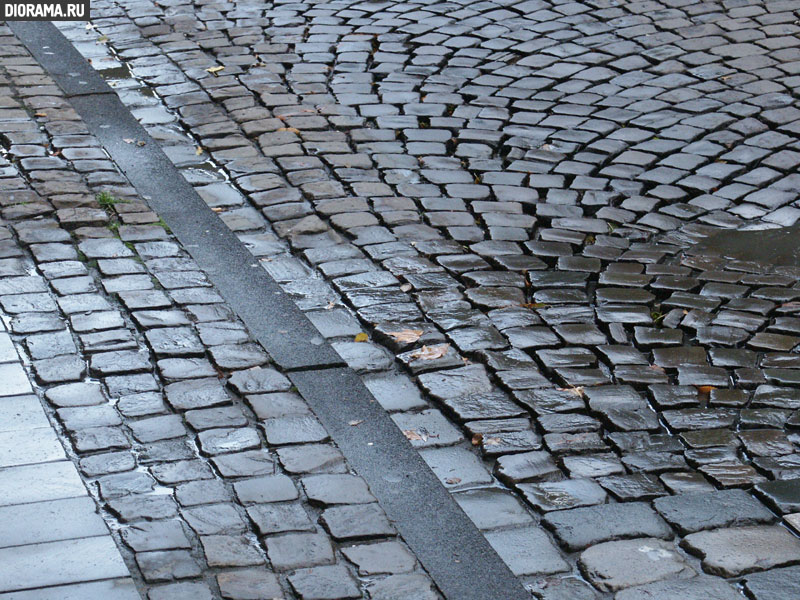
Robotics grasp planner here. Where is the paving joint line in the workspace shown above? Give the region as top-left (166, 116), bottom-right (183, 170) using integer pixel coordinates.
top-left (10, 20), bottom-right (532, 600)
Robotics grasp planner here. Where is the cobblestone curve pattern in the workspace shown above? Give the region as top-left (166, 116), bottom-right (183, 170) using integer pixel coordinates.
top-left (3, 0), bottom-right (800, 597)
top-left (0, 33), bottom-right (442, 600)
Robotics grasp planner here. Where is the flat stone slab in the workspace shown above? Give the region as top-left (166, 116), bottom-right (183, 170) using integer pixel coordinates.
top-left (543, 502), bottom-right (672, 551)
top-left (0, 462), bottom-right (86, 506)
top-left (743, 565), bottom-right (800, 600)
top-left (0, 428), bottom-right (64, 468)
top-left (683, 526), bottom-right (800, 577)
top-left (755, 479), bottom-right (800, 514)
top-left (0, 396), bottom-right (50, 432)
top-left (615, 575), bottom-right (742, 600)
top-left (0, 536), bottom-right (129, 592)
top-left (484, 526), bottom-right (569, 576)
top-left (0, 497), bottom-right (107, 548)
top-left (580, 538), bottom-right (695, 592)
top-left (653, 490), bottom-right (775, 534)
top-left (0, 363), bottom-right (33, 397)
top-left (0, 578), bottom-right (140, 600)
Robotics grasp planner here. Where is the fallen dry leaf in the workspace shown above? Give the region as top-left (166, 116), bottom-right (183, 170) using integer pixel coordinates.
top-left (348, 419), bottom-right (364, 426)
top-left (484, 437), bottom-right (502, 446)
top-left (471, 433), bottom-right (483, 446)
top-left (206, 65), bottom-right (225, 75)
top-left (557, 386), bottom-right (585, 398)
top-left (445, 477), bottom-right (462, 485)
top-left (324, 300), bottom-right (336, 310)
top-left (410, 344), bottom-right (450, 361)
top-left (386, 329), bottom-right (423, 344)
top-left (354, 332), bottom-right (369, 343)
top-left (123, 138), bottom-right (135, 144)
top-left (278, 127), bottom-right (301, 134)
top-left (520, 302), bottom-right (549, 309)
top-left (403, 430), bottom-right (423, 441)
top-left (34, 112), bottom-right (47, 118)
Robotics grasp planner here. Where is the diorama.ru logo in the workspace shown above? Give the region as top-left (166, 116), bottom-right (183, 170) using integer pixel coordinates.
top-left (2, 0), bottom-right (89, 20)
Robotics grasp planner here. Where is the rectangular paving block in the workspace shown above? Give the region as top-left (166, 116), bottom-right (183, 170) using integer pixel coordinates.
top-left (0, 333), bottom-right (18, 364)
top-left (0, 363), bottom-right (33, 397)
top-left (0, 578), bottom-right (141, 600)
top-left (0, 428), bottom-right (64, 468)
top-left (0, 461), bottom-right (86, 506)
top-left (0, 536), bottom-right (130, 592)
top-left (0, 497), bottom-right (108, 548)
top-left (0, 396), bottom-right (50, 432)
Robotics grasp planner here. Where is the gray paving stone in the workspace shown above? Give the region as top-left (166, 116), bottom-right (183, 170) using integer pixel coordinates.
top-left (682, 526), bottom-right (800, 577)
top-left (654, 490), bottom-right (775, 534)
top-left (0, 396), bottom-right (50, 432)
top-left (615, 575), bottom-right (743, 600)
top-left (288, 564), bottom-right (360, 599)
top-left (265, 532), bottom-right (335, 571)
top-left (217, 568), bottom-right (283, 600)
top-left (0, 461), bottom-right (85, 506)
top-left (580, 538), bottom-right (695, 592)
top-left (366, 573), bottom-right (438, 600)
top-left (0, 578), bottom-right (140, 600)
top-left (543, 502), bottom-right (672, 551)
top-left (0, 363), bottom-right (33, 397)
top-left (0, 496), bottom-right (106, 548)
top-left (148, 582), bottom-right (213, 600)
top-left (0, 426), bottom-right (64, 468)
top-left (0, 536), bottom-right (129, 592)
top-left (485, 526), bottom-right (569, 576)
top-left (342, 540), bottom-right (416, 575)
top-left (742, 565), bottom-right (800, 600)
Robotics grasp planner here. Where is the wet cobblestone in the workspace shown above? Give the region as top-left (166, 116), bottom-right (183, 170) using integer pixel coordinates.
top-left (4, 0), bottom-right (800, 595)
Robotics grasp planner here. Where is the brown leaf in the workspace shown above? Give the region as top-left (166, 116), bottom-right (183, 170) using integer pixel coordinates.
top-left (403, 430), bottom-right (423, 441)
top-left (278, 127), bottom-right (301, 134)
top-left (34, 112), bottom-right (47, 118)
top-left (471, 433), bottom-right (483, 446)
top-left (557, 386), bottom-right (585, 398)
top-left (445, 477), bottom-right (462, 485)
top-left (386, 329), bottom-right (424, 344)
top-left (410, 344), bottom-right (450, 361)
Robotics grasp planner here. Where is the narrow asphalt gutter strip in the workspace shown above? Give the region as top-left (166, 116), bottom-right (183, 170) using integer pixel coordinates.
top-left (11, 21), bottom-right (533, 600)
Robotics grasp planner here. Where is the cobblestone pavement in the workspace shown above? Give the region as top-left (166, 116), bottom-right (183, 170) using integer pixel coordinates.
top-left (0, 303), bottom-right (138, 598)
top-left (0, 33), bottom-right (440, 600)
top-left (3, 0), bottom-right (800, 597)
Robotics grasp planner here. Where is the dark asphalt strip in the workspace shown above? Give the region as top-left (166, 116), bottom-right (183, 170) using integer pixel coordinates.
top-left (11, 21), bottom-right (532, 600)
